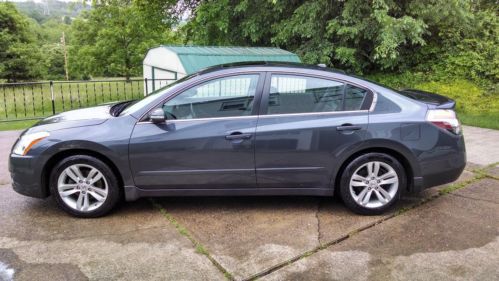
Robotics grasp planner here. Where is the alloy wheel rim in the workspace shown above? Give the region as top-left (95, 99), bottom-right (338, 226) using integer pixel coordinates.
top-left (57, 164), bottom-right (108, 212)
top-left (349, 161), bottom-right (398, 209)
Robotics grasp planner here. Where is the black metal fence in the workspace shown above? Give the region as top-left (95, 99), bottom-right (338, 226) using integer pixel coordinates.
top-left (0, 78), bottom-right (174, 122)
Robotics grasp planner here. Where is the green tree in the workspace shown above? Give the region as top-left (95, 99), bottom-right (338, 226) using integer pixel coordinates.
top-left (0, 2), bottom-right (44, 81)
top-left (43, 44), bottom-right (66, 80)
top-left (40, 18), bottom-right (71, 44)
top-left (70, 0), bottom-right (179, 79)
top-left (182, 0), bottom-right (496, 81)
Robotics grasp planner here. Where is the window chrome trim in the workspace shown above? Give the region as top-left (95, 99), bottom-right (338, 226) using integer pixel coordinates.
top-left (137, 71), bottom-right (264, 123)
top-left (262, 71), bottom-right (378, 115)
top-left (136, 109), bottom-right (369, 124)
top-left (369, 91), bottom-right (378, 112)
top-left (135, 69), bottom-right (379, 125)
top-left (136, 114), bottom-right (258, 124)
top-left (258, 110), bottom-right (369, 119)
top-left (266, 70), bottom-right (377, 96)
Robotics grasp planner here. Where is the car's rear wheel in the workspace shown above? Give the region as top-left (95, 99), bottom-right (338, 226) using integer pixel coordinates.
top-left (339, 153), bottom-right (405, 215)
top-left (50, 155), bottom-right (120, 218)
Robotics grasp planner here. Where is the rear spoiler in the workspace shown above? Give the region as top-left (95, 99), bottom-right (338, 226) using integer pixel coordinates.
top-left (398, 89), bottom-right (456, 109)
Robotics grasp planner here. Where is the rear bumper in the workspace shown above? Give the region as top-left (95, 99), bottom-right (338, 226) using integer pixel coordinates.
top-left (421, 162), bottom-right (465, 189)
top-left (413, 135), bottom-right (466, 192)
top-left (9, 154), bottom-right (47, 198)
top-left (411, 162), bottom-right (465, 193)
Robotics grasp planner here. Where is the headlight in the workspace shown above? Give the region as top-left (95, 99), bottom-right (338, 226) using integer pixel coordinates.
top-left (12, 132), bottom-right (50, 156)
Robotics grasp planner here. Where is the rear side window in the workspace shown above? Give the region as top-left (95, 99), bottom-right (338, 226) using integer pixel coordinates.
top-left (268, 75), bottom-right (345, 114)
top-left (344, 84), bottom-right (368, 111)
top-left (266, 74), bottom-right (369, 114)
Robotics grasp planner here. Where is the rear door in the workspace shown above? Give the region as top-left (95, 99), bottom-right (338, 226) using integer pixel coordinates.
top-left (254, 72), bottom-right (372, 189)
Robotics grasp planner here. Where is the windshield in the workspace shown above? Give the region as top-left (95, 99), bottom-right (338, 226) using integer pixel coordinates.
top-left (110, 100), bottom-right (136, 116)
top-left (119, 74), bottom-right (196, 116)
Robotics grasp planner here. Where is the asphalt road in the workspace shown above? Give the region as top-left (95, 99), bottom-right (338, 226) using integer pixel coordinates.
top-left (0, 125), bottom-right (497, 281)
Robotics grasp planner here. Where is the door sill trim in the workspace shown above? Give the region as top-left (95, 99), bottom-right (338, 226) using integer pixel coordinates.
top-left (124, 186), bottom-right (334, 201)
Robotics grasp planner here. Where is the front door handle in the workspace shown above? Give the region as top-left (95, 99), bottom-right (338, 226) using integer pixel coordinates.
top-left (337, 124), bottom-right (362, 131)
top-left (225, 132), bottom-right (253, 140)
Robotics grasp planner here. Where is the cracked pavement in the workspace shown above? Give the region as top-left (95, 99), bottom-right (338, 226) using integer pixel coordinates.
top-left (0, 125), bottom-right (498, 280)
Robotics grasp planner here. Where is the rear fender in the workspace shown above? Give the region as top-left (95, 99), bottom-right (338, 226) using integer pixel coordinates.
top-left (330, 139), bottom-right (422, 193)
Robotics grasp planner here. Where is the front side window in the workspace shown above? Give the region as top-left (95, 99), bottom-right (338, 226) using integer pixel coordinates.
top-left (162, 74), bottom-right (259, 119)
top-left (268, 75), bottom-right (345, 114)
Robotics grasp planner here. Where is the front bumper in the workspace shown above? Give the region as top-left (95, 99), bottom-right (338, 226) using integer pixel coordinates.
top-left (9, 154), bottom-right (47, 198)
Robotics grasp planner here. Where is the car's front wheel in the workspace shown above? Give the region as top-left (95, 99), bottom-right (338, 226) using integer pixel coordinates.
top-left (50, 155), bottom-right (120, 218)
top-left (339, 153), bottom-right (405, 215)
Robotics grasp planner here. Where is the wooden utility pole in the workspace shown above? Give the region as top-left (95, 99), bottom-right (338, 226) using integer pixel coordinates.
top-left (61, 32), bottom-right (69, 81)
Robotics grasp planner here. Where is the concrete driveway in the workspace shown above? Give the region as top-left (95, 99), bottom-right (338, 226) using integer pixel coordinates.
top-left (0, 125), bottom-right (497, 281)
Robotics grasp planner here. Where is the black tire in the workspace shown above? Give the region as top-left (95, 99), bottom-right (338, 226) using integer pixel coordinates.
top-left (339, 153), bottom-right (406, 215)
top-left (49, 155), bottom-right (121, 218)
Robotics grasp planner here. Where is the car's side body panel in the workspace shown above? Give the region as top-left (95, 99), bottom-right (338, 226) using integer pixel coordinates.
top-left (252, 70), bottom-right (372, 190)
top-left (10, 115), bottom-right (137, 198)
top-left (366, 88), bottom-right (466, 191)
top-left (128, 117), bottom-right (258, 189)
top-left (254, 111), bottom-right (368, 189)
top-left (127, 72), bottom-right (266, 190)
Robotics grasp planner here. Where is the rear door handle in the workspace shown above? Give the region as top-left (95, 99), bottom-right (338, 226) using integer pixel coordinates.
top-left (337, 124), bottom-right (362, 131)
top-left (225, 132), bottom-right (252, 140)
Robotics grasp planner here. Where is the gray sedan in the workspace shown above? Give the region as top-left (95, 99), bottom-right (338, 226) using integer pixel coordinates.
top-left (9, 62), bottom-right (466, 217)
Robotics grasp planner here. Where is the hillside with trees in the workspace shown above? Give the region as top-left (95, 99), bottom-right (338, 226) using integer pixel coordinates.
top-left (0, 0), bottom-right (497, 127)
top-left (2, 0), bottom-right (496, 82)
top-left (14, 0), bottom-right (88, 23)
top-left (0, 0), bottom-right (81, 81)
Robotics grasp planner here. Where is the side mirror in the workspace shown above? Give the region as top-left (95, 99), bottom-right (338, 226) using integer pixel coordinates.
top-left (149, 108), bottom-right (165, 123)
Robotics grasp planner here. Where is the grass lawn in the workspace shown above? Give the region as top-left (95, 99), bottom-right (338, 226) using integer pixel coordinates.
top-left (0, 79), bottom-right (151, 131)
top-left (0, 120), bottom-right (38, 131)
top-left (0, 79), bottom-right (163, 123)
top-left (459, 112), bottom-right (499, 130)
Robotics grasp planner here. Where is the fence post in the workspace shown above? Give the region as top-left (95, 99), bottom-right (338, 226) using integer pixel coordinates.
top-left (50, 81), bottom-right (55, 115)
top-left (144, 78), bottom-right (148, 96)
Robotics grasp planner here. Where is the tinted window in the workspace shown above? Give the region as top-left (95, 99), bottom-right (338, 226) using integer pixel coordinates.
top-left (120, 74), bottom-right (196, 116)
top-left (268, 75), bottom-right (345, 114)
top-left (162, 74), bottom-right (259, 119)
top-left (344, 84), bottom-right (367, 111)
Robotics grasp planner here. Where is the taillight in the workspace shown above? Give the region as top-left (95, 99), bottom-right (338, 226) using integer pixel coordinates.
top-left (426, 109), bottom-right (461, 135)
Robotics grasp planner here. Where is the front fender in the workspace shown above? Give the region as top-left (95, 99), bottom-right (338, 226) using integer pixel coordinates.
top-left (28, 117), bottom-right (136, 192)
top-left (53, 139), bottom-right (130, 175)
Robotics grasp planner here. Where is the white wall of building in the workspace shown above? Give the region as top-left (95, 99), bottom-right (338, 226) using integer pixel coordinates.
top-left (143, 47), bottom-right (187, 94)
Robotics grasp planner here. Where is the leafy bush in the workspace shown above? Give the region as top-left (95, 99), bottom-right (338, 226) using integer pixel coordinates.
top-left (414, 80), bottom-right (498, 113)
top-left (368, 73), bottom-right (499, 114)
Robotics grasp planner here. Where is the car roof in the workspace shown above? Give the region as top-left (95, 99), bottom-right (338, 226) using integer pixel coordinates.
top-left (197, 61), bottom-right (347, 75)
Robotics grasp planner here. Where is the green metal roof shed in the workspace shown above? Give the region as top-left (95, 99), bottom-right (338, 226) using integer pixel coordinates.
top-left (143, 46), bottom-right (301, 93)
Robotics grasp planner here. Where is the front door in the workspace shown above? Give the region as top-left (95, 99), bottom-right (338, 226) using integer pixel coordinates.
top-left (129, 73), bottom-right (263, 189)
top-left (255, 73), bottom-right (371, 189)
